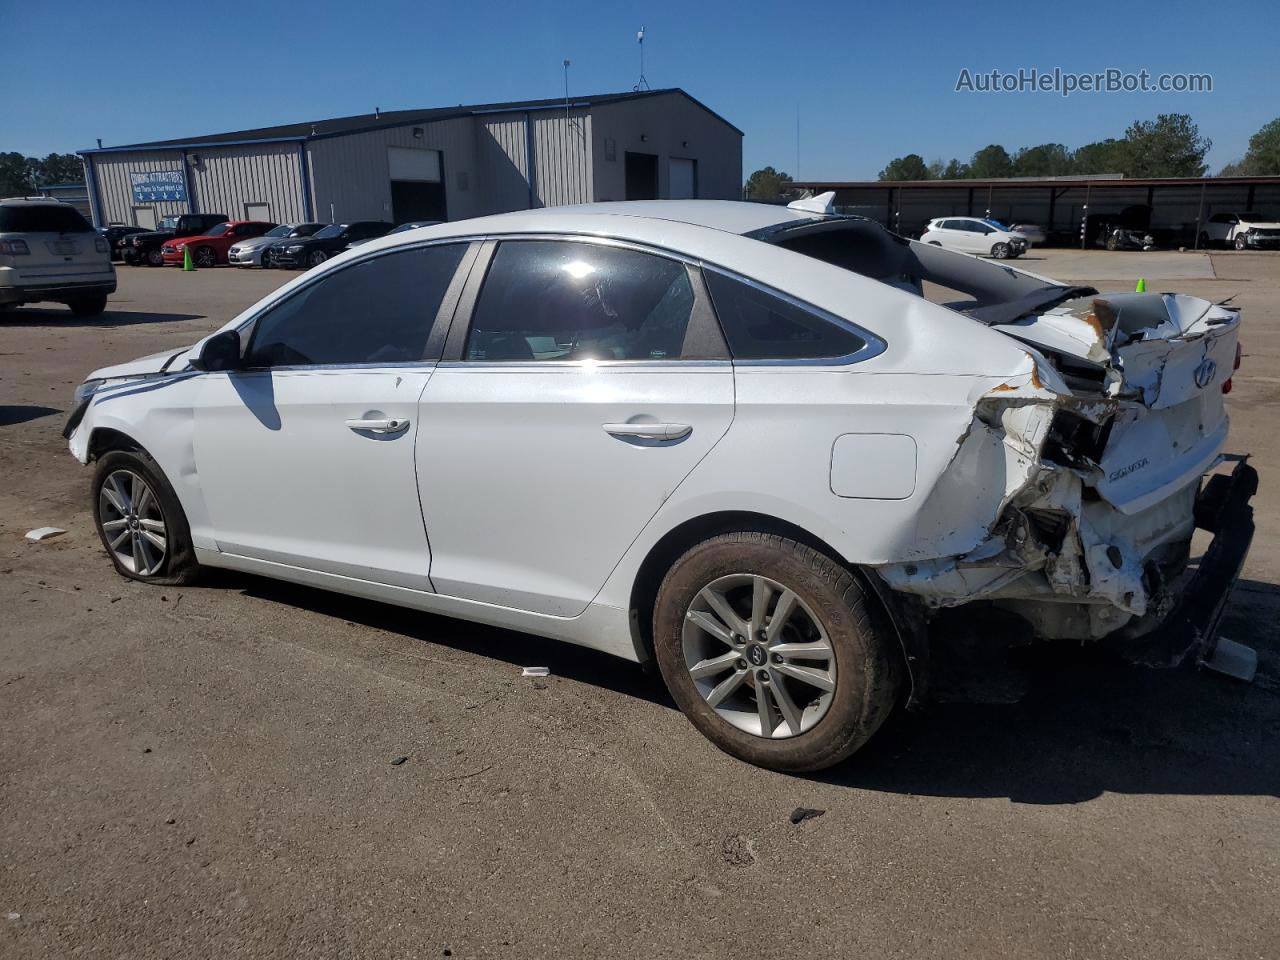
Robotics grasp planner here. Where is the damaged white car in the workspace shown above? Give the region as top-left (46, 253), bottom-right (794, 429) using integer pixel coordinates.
top-left (64, 195), bottom-right (1257, 772)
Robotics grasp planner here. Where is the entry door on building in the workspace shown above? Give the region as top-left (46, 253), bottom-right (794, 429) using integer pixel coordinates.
top-left (387, 146), bottom-right (446, 223)
top-left (625, 152), bottom-right (659, 200)
top-left (669, 158), bottom-right (697, 200)
top-left (132, 206), bottom-right (157, 229)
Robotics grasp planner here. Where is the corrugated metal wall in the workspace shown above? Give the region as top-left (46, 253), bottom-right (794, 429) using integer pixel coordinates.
top-left (189, 143), bottom-right (305, 223)
top-left (305, 117), bottom-right (480, 223)
top-left (91, 150), bottom-right (188, 226)
top-left (531, 110), bottom-right (592, 207)
top-left (476, 115), bottom-right (532, 214)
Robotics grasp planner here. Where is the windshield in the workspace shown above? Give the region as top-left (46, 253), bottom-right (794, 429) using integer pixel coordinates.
top-left (203, 223), bottom-right (232, 237)
top-left (314, 223), bottom-right (347, 239)
top-left (264, 224), bottom-right (293, 238)
top-left (160, 217), bottom-right (179, 229)
top-left (0, 204), bottom-right (95, 233)
top-left (293, 223), bottom-right (324, 237)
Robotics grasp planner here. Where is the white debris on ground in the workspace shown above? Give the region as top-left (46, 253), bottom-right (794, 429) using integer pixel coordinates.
top-left (521, 666), bottom-right (550, 677)
top-left (25, 527), bottom-right (67, 542)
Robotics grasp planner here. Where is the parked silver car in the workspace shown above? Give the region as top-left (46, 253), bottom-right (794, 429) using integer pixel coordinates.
top-left (228, 222), bottom-right (324, 268)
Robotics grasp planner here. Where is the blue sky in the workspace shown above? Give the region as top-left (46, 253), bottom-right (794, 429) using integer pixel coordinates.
top-left (8, 0), bottom-right (1277, 179)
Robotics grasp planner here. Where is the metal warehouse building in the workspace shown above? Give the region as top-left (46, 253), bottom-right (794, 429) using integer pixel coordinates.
top-left (79, 88), bottom-right (742, 229)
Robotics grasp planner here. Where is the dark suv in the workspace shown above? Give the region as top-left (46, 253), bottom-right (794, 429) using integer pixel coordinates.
top-left (122, 213), bottom-right (229, 266)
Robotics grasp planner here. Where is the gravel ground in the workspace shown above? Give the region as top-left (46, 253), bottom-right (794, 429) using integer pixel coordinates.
top-left (1, 253), bottom-right (1277, 959)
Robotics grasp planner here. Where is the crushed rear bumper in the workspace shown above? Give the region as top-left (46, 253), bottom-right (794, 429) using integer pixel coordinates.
top-left (1127, 458), bottom-right (1258, 667)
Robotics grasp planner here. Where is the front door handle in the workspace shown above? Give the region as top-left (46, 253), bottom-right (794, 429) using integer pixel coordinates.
top-left (603, 422), bottom-right (692, 441)
top-left (345, 417), bottom-right (410, 435)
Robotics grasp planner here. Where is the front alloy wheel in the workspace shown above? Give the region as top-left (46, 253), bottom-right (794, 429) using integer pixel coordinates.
top-left (99, 469), bottom-right (168, 576)
top-left (195, 246), bottom-right (216, 267)
top-left (991, 241), bottom-right (1011, 259)
top-left (308, 250), bottom-right (328, 268)
top-left (683, 574), bottom-right (835, 738)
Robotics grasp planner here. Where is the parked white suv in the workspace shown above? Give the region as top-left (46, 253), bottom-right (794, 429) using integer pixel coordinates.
top-left (64, 197), bottom-right (1254, 771)
top-left (0, 198), bottom-right (115, 315)
top-left (1200, 211), bottom-right (1280, 251)
top-left (920, 217), bottom-right (1028, 258)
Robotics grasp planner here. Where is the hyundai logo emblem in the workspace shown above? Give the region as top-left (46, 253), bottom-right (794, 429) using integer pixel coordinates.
top-left (1194, 358), bottom-right (1217, 389)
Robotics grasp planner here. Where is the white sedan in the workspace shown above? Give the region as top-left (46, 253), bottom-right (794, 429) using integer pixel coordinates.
top-left (920, 216), bottom-right (1029, 258)
top-left (64, 196), bottom-right (1256, 771)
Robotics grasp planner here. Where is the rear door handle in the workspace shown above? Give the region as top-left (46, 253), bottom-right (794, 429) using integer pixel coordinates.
top-left (345, 417), bottom-right (411, 435)
top-left (603, 422), bottom-right (692, 441)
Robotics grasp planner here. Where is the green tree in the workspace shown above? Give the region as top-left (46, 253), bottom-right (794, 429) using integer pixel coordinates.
top-left (1237, 117), bottom-right (1280, 175)
top-left (878, 154), bottom-right (931, 180)
top-left (0, 152), bottom-right (36, 195)
top-left (743, 166), bottom-right (796, 201)
top-left (1013, 143), bottom-right (1072, 177)
top-left (968, 144), bottom-right (1014, 179)
top-left (1072, 139), bottom-right (1127, 175)
top-left (1217, 159), bottom-right (1247, 177)
top-left (941, 158), bottom-right (970, 179)
top-left (1122, 114), bottom-right (1211, 177)
top-left (32, 153), bottom-right (84, 186)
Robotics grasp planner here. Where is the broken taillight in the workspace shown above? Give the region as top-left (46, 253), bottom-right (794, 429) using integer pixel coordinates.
top-left (1223, 341), bottom-right (1242, 394)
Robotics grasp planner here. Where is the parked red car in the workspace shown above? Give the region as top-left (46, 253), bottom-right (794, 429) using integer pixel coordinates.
top-left (161, 220), bottom-right (276, 267)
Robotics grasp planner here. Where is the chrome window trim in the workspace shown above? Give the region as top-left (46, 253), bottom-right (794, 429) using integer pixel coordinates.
top-left (435, 359), bottom-right (731, 371)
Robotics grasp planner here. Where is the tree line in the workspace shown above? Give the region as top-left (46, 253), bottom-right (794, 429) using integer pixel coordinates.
top-left (0, 152), bottom-right (85, 196)
top-left (745, 114), bottom-right (1280, 198)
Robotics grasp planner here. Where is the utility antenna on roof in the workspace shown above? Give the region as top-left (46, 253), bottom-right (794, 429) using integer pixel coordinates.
top-left (633, 27), bottom-right (650, 91)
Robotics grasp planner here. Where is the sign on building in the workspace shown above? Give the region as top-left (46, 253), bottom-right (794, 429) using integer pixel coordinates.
top-left (130, 171), bottom-right (187, 203)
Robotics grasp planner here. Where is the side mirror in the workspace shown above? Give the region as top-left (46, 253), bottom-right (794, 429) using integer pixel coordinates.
top-left (190, 329), bottom-right (242, 372)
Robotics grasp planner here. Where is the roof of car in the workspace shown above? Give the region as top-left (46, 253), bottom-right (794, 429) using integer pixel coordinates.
top-left (454, 200), bottom-right (841, 238)
top-left (0, 197), bottom-right (72, 206)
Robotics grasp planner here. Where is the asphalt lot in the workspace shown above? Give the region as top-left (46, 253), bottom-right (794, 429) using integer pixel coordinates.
top-left (2, 252), bottom-right (1277, 959)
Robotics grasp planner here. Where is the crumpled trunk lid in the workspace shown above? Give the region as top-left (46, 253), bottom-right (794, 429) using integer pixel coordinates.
top-left (991, 291), bottom-right (1240, 514)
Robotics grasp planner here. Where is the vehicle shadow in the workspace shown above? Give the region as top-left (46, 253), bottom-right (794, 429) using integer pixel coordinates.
top-left (0, 404), bottom-right (61, 426)
top-left (826, 578), bottom-right (1280, 802)
top-left (215, 571), bottom-right (673, 708)
top-left (212, 570), bottom-right (1279, 801)
top-left (1, 307), bottom-right (203, 328)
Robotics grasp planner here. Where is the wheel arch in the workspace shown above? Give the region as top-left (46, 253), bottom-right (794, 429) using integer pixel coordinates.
top-left (626, 510), bottom-right (925, 703)
top-left (86, 426), bottom-right (148, 461)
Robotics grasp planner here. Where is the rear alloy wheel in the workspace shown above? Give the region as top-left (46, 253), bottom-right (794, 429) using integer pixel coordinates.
top-left (93, 450), bottom-right (198, 585)
top-left (991, 241), bottom-right (1011, 259)
top-left (653, 532), bottom-right (901, 772)
top-left (68, 296), bottom-right (107, 316)
top-left (146, 248), bottom-right (164, 266)
top-left (194, 246), bottom-right (216, 268)
top-left (308, 250), bottom-right (328, 268)
top-left (1234, 234), bottom-right (1248, 251)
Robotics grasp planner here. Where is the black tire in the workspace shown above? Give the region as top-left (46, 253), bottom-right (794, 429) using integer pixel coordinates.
top-left (1105, 234), bottom-right (1119, 251)
top-left (652, 532), bottom-right (902, 772)
top-left (146, 248), bottom-right (164, 266)
top-left (1198, 232), bottom-right (1210, 250)
top-left (68, 296), bottom-right (107, 316)
top-left (92, 449), bottom-right (198, 586)
top-left (991, 242), bottom-right (1010, 259)
top-left (308, 250), bottom-right (328, 268)
top-left (194, 246), bottom-right (216, 268)
top-left (261, 247), bottom-right (274, 269)
top-left (1234, 234), bottom-right (1248, 251)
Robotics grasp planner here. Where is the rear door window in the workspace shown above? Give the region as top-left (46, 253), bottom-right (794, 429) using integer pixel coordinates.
top-left (704, 270), bottom-right (868, 361)
top-left (244, 244), bottom-right (467, 367)
top-left (465, 240), bottom-right (696, 362)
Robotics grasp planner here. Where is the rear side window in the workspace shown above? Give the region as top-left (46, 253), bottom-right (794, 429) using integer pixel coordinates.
top-left (0, 205), bottom-right (94, 233)
top-left (245, 244), bottom-right (466, 367)
top-left (704, 270), bottom-right (867, 361)
top-left (466, 240), bottom-right (695, 361)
